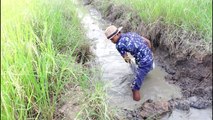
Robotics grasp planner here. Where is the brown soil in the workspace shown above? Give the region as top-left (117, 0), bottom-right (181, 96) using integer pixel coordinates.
top-left (88, 0), bottom-right (212, 119)
top-left (54, 85), bottom-right (83, 120)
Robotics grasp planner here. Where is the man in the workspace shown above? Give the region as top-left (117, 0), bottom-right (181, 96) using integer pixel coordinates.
top-left (104, 25), bottom-right (153, 101)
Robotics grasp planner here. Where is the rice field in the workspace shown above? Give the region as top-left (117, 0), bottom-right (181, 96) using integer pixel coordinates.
top-left (1, 0), bottom-right (109, 119)
top-left (3, 0), bottom-right (211, 119)
top-left (112, 0), bottom-right (212, 42)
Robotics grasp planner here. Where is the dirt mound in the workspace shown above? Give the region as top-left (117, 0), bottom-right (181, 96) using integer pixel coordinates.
top-left (122, 97), bottom-right (211, 119)
top-left (90, 0), bottom-right (212, 110)
top-left (54, 86), bottom-right (83, 120)
top-left (123, 99), bottom-right (173, 119)
top-left (138, 100), bottom-right (171, 119)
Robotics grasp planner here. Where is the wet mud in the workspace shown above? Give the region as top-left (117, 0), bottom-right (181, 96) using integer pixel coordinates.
top-left (82, 0), bottom-right (212, 119)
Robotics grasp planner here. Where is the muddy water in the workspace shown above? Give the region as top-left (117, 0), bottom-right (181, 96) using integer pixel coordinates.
top-left (162, 108), bottom-right (212, 120)
top-left (76, 3), bottom-right (212, 120)
top-left (78, 6), bottom-right (181, 110)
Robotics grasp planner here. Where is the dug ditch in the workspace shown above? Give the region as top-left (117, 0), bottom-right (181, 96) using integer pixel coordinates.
top-left (77, 1), bottom-right (212, 119)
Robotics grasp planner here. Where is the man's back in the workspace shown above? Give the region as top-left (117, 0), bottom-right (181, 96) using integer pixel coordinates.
top-left (116, 32), bottom-right (153, 67)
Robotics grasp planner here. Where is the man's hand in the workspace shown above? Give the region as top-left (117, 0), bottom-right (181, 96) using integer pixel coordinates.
top-left (124, 57), bottom-right (131, 63)
top-left (123, 53), bottom-right (131, 63)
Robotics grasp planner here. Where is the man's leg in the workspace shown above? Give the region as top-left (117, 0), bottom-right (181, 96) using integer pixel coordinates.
top-left (131, 63), bottom-right (152, 101)
top-left (131, 76), bottom-right (143, 101)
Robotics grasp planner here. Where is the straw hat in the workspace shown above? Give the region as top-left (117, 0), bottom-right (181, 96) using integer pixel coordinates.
top-left (104, 25), bottom-right (123, 40)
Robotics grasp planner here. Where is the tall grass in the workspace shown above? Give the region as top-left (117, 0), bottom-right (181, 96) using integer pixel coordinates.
top-left (1, 0), bottom-right (89, 119)
top-left (112, 0), bottom-right (212, 42)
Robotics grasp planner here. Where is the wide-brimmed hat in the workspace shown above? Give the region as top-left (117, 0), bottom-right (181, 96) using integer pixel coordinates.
top-left (104, 25), bottom-right (123, 40)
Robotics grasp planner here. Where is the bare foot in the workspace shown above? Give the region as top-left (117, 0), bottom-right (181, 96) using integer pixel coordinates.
top-left (132, 90), bottom-right (141, 101)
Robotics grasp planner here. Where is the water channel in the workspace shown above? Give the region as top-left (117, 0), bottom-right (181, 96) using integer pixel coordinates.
top-left (76, 2), bottom-right (212, 120)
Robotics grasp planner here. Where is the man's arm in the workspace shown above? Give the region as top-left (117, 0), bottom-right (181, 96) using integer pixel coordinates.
top-left (116, 40), bottom-right (131, 63)
top-left (141, 36), bottom-right (154, 58)
top-left (142, 36), bottom-right (151, 49)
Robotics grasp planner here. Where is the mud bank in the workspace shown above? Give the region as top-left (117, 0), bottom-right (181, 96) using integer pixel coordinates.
top-left (89, 0), bottom-right (212, 108)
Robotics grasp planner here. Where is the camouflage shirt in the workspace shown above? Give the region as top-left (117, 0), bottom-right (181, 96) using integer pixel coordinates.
top-left (116, 32), bottom-right (153, 67)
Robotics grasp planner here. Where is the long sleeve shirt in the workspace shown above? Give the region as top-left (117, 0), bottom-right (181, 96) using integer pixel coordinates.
top-left (116, 32), bottom-right (153, 67)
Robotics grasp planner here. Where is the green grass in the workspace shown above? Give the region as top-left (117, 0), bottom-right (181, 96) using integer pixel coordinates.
top-left (1, 0), bottom-right (108, 119)
top-left (75, 81), bottom-right (117, 120)
top-left (1, 0), bottom-right (115, 119)
top-left (112, 0), bottom-right (212, 42)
